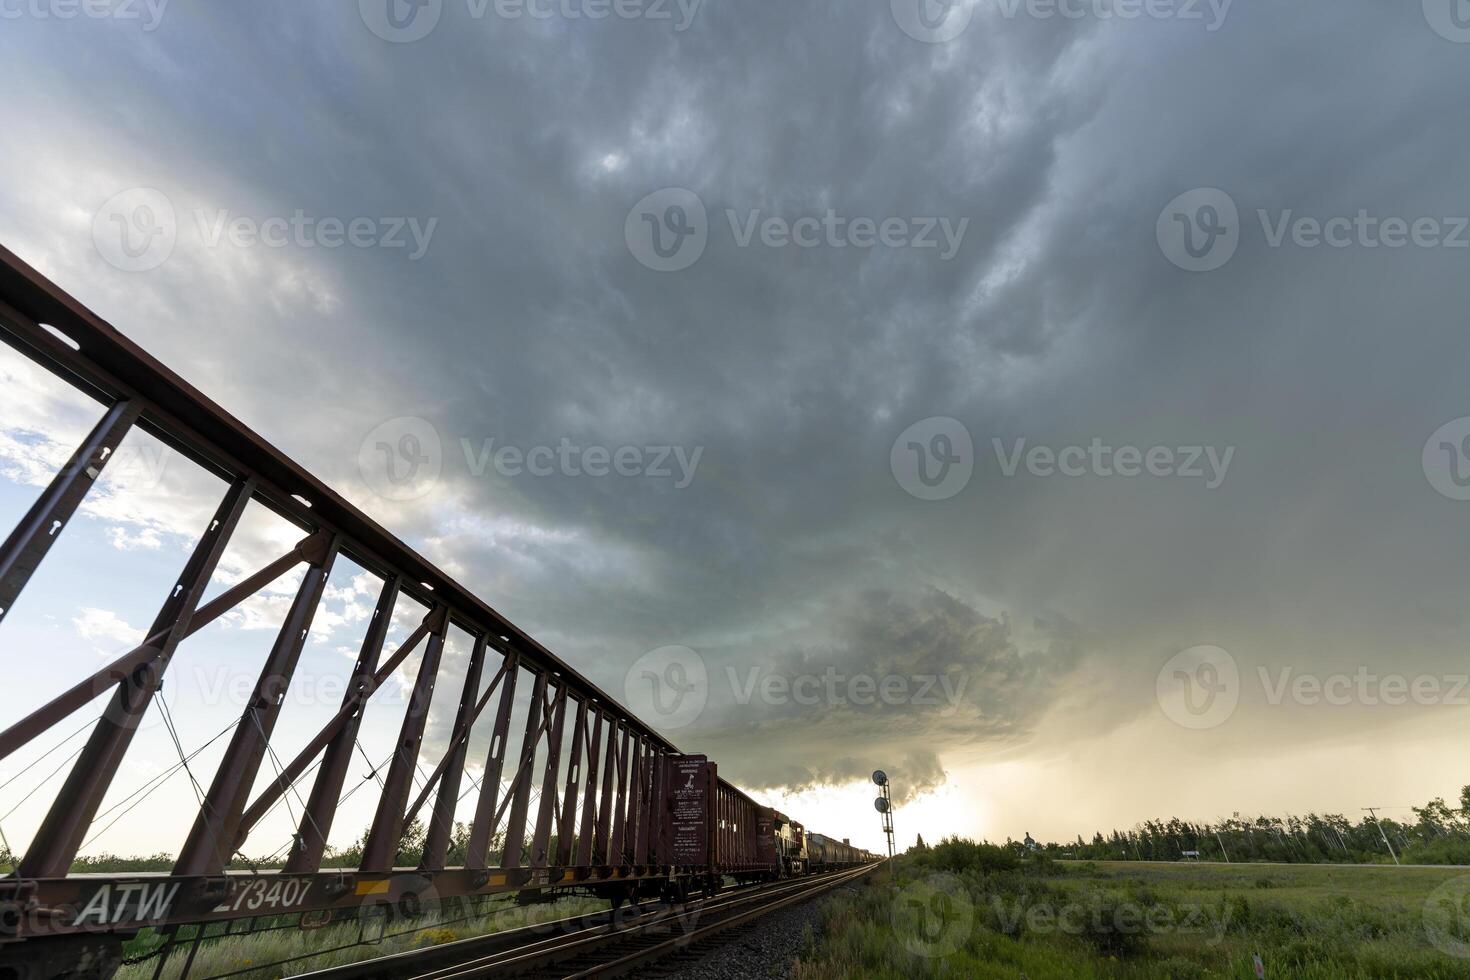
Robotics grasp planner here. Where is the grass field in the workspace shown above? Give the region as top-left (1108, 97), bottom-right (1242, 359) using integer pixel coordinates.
top-left (114, 895), bottom-right (606, 980)
top-left (790, 845), bottom-right (1470, 979)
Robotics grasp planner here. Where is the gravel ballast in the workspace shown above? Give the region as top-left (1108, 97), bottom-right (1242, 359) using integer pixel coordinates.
top-left (654, 879), bottom-right (864, 980)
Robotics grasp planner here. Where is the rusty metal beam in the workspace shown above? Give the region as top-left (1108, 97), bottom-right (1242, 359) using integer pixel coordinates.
top-left (174, 534), bottom-right (341, 876)
top-left (420, 632), bottom-right (491, 871)
top-left (500, 671), bottom-right (548, 869)
top-left (464, 651), bottom-right (519, 870)
top-left (359, 605), bottom-right (449, 873)
top-left (626, 736), bottom-right (640, 866)
top-left (0, 533), bottom-right (323, 763)
top-left (401, 650), bottom-right (510, 848)
top-left (594, 717), bottom-right (617, 866)
top-left (0, 247), bottom-right (678, 755)
top-left (555, 699), bottom-right (588, 867)
top-left (0, 399), bottom-right (141, 626)
top-left (239, 612), bottom-right (430, 853)
top-left (609, 726), bottom-right (630, 866)
top-left (531, 687), bottom-right (569, 868)
top-left (19, 478), bottom-right (253, 879)
top-left (283, 574), bottom-right (403, 873)
top-left (575, 709), bottom-right (604, 867)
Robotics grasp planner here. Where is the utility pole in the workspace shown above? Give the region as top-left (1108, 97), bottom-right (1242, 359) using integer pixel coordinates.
top-left (1214, 829), bottom-right (1231, 863)
top-left (873, 770), bottom-right (895, 880)
top-left (1364, 808), bottom-right (1400, 865)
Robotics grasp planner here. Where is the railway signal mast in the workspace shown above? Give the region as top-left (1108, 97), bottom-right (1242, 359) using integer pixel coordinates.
top-left (873, 769), bottom-right (895, 876)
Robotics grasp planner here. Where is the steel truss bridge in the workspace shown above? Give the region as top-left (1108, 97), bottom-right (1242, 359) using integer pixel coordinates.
top-left (0, 246), bottom-right (818, 979)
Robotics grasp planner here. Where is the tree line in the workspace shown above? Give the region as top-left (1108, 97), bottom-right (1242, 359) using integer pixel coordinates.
top-left (1016, 785), bottom-right (1470, 865)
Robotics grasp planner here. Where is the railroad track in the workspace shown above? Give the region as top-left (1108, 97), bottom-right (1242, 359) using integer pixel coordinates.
top-left (299, 863), bottom-right (881, 980)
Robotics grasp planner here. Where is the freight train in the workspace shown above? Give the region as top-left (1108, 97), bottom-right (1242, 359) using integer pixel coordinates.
top-left (612, 754), bottom-right (879, 905)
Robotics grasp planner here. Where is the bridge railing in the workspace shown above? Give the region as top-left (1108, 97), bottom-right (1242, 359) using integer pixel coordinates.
top-left (0, 245), bottom-right (683, 944)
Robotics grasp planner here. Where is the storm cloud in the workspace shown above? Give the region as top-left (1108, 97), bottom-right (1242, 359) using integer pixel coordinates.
top-left (2, 0), bottom-right (1468, 847)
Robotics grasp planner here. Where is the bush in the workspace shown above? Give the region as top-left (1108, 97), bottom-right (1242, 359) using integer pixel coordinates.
top-left (1158, 956), bottom-right (1207, 980)
top-left (925, 837), bottom-right (1020, 876)
top-left (1072, 891), bottom-right (1153, 958)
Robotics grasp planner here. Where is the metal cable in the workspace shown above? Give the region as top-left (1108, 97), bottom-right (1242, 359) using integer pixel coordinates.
top-left (81, 719), bottom-right (238, 851)
top-left (0, 714), bottom-right (99, 794)
top-left (158, 696), bottom-right (206, 807)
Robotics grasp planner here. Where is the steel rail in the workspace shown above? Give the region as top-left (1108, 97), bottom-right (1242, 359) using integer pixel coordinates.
top-left (289, 875), bottom-right (789, 980)
top-left (405, 865), bottom-right (879, 980)
top-left (566, 863), bottom-right (879, 979)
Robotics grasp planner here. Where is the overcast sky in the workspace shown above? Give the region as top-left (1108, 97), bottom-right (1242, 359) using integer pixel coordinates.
top-left (2, 0), bottom-right (1470, 858)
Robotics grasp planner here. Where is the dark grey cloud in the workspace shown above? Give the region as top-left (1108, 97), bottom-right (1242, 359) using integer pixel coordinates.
top-left (3, 0), bottom-right (1469, 820)
top-left (682, 587), bottom-right (1083, 804)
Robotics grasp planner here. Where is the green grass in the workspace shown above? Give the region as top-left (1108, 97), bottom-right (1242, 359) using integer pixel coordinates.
top-left (115, 895), bottom-right (606, 980)
top-left (791, 845), bottom-right (1470, 979)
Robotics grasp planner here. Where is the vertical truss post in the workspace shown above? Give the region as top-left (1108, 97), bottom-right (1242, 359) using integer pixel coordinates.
top-left (359, 605), bottom-right (449, 874)
top-left (20, 479), bottom-right (253, 879)
top-left (531, 687), bottom-right (569, 868)
top-left (556, 700), bottom-right (588, 867)
top-left (574, 710), bottom-right (603, 867)
top-left (637, 742), bottom-right (657, 866)
top-left (420, 633), bottom-right (490, 871)
top-left (625, 735), bottom-right (644, 866)
top-left (607, 725), bottom-right (629, 865)
top-left (591, 717), bottom-right (614, 866)
top-left (175, 533), bottom-right (340, 876)
top-left (500, 671), bottom-right (548, 869)
top-left (464, 650), bottom-right (519, 870)
top-left (647, 747), bottom-right (665, 867)
top-left (285, 574), bottom-right (401, 874)
top-left (0, 399), bottom-right (141, 626)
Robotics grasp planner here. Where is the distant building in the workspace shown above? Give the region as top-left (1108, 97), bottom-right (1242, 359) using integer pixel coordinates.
top-left (1023, 831), bottom-right (1038, 853)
